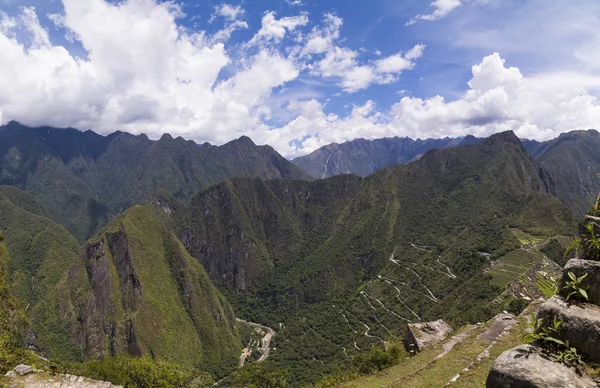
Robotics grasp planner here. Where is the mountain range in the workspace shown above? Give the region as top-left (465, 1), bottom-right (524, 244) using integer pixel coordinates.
top-left (0, 122), bottom-right (596, 386)
top-left (0, 121), bottom-right (310, 242)
top-left (293, 130), bottom-right (600, 217)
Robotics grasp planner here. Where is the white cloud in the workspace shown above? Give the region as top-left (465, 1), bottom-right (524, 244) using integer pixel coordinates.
top-left (208, 3), bottom-right (248, 43)
top-left (376, 44), bottom-right (425, 73)
top-left (248, 11), bottom-right (308, 46)
top-left (277, 53), bottom-right (600, 156)
top-left (210, 4), bottom-right (244, 22)
top-left (0, 0), bottom-right (424, 157)
top-left (304, 14), bottom-right (424, 92)
top-left (408, 0), bottom-right (462, 25)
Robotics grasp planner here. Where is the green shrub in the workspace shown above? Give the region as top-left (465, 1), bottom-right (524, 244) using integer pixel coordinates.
top-left (64, 356), bottom-right (214, 388)
top-left (351, 343), bottom-right (405, 375)
top-left (233, 361), bottom-right (290, 388)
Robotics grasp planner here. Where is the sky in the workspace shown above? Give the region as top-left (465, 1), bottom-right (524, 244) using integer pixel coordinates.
top-left (1, 0), bottom-right (600, 157)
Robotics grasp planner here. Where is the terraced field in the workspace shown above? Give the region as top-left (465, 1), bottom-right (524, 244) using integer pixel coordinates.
top-left (510, 228), bottom-right (546, 245)
top-left (488, 248), bottom-right (544, 288)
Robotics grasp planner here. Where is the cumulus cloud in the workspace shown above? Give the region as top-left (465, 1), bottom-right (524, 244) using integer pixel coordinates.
top-left (248, 11), bottom-right (308, 46)
top-left (303, 14), bottom-right (425, 92)
top-left (408, 0), bottom-right (462, 25)
top-left (209, 3), bottom-right (248, 43)
top-left (280, 53), bottom-right (600, 156)
top-left (0, 0), bottom-right (424, 154)
top-left (6, 1), bottom-right (592, 159)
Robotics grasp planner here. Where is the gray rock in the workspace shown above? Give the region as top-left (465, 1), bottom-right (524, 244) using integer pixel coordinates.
top-left (537, 295), bottom-right (600, 363)
top-left (4, 370), bottom-right (17, 378)
top-left (562, 259), bottom-right (600, 305)
top-left (404, 319), bottom-right (453, 352)
top-left (14, 364), bottom-right (33, 376)
top-left (486, 344), bottom-right (598, 388)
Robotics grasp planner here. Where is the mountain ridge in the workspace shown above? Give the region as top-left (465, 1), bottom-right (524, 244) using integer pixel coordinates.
top-left (0, 122), bottom-right (312, 242)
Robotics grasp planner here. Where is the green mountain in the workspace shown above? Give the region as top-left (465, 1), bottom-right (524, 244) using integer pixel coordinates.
top-left (0, 121), bottom-right (311, 242)
top-left (0, 187), bottom-right (242, 379)
top-left (0, 186), bottom-right (82, 360)
top-left (293, 130), bottom-right (600, 219)
top-left (528, 130), bottom-right (600, 217)
top-left (292, 136), bottom-right (462, 178)
top-left (179, 131), bottom-right (576, 384)
top-left (61, 202), bottom-right (241, 377)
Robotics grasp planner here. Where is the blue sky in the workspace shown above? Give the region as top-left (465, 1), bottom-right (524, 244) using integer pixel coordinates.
top-left (1, 0), bottom-right (599, 157)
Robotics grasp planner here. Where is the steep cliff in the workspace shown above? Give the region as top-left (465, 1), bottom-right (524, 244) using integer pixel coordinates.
top-left (61, 204), bottom-right (242, 377)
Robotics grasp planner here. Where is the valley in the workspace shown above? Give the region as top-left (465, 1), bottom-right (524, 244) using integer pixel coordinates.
top-left (0, 123), bottom-right (595, 387)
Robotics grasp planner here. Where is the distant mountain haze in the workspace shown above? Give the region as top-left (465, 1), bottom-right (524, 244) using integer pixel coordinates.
top-left (292, 136), bottom-right (464, 178)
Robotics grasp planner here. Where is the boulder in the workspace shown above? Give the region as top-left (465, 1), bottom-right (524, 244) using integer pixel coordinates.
top-left (4, 370), bottom-right (17, 378)
top-left (486, 344), bottom-right (598, 388)
top-left (404, 319), bottom-right (453, 353)
top-left (561, 259), bottom-right (600, 305)
top-left (14, 364), bottom-right (33, 376)
top-left (537, 295), bottom-right (600, 363)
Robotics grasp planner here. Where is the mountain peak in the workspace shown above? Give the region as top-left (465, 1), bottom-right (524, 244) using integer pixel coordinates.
top-left (485, 130), bottom-right (521, 145)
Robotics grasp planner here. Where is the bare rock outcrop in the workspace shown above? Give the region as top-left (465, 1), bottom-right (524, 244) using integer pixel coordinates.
top-left (404, 319), bottom-right (453, 353)
top-left (536, 295), bottom-right (600, 363)
top-left (487, 344), bottom-right (598, 388)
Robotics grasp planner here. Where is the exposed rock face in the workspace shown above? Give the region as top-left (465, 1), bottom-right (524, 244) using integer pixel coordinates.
top-left (404, 319), bottom-right (453, 353)
top-left (61, 204), bottom-right (241, 373)
top-left (562, 259), bottom-right (600, 305)
top-left (486, 344), bottom-right (598, 388)
top-left (537, 295), bottom-right (600, 363)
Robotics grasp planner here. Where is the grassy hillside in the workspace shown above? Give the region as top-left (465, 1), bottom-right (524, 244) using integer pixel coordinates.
top-left (0, 187), bottom-right (82, 361)
top-left (62, 204), bottom-right (242, 378)
top-left (180, 131), bottom-right (576, 385)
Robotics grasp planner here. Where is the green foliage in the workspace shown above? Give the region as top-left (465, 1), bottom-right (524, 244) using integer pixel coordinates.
top-left (565, 237), bottom-right (582, 259)
top-left (525, 314), bottom-right (565, 348)
top-left (525, 313), bottom-right (586, 369)
top-left (65, 205), bottom-right (241, 377)
top-left (562, 271), bottom-right (590, 302)
top-left (0, 123), bottom-right (311, 242)
top-left (583, 222), bottom-right (600, 260)
top-left (555, 344), bottom-right (585, 368)
top-left (0, 241), bottom-right (29, 374)
top-left (350, 343), bottom-right (405, 375)
top-left (506, 298), bottom-right (529, 316)
top-left (65, 356), bottom-right (214, 388)
top-left (233, 361), bottom-right (290, 388)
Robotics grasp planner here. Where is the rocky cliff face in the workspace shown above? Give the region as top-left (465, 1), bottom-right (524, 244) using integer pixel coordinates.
top-left (61, 204), bottom-right (241, 376)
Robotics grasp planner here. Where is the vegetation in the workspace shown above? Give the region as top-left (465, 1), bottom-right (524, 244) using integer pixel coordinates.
top-left (64, 356), bottom-right (214, 388)
top-left (233, 361), bottom-right (290, 388)
top-left (525, 314), bottom-right (585, 369)
top-left (63, 204), bottom-right (242, 378)
top-left (0, 122), bottom-right (311, 242)
top-left (181, 132), bottom-right (576, 385)
top-left (0, 239), bottom-right (30, 374)
top-left (562, 272), bottom-right (590, 302)
top-left (0, 129), bottom-right (584, 386)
